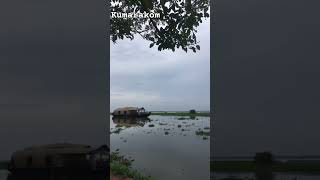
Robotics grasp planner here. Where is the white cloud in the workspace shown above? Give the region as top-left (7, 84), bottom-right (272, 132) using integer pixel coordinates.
top-left (110, 20), bottom-right (210, 111)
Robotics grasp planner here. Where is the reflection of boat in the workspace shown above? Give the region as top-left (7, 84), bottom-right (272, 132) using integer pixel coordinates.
top-left (9, 144), bottom-right (109, 174)
top-left (112, 107), bottom-right (151, 118)
top-left (112, 116), bottom-right (151, 127)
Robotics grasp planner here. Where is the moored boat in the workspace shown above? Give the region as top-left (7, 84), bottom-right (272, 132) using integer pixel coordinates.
top-left (112, 107), bottom-right (151, 118)
top-left (8, 143), bottom-right (109, 173)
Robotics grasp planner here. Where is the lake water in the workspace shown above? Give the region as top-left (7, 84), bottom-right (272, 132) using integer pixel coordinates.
top-left (0, 170), bottom-right (9, 180)
top-left (110, 115), bottom-right (210, 180)
top-left (0, 170), bottom-right (107, 180)
top-left (211, 172), bottom-right (320, 180)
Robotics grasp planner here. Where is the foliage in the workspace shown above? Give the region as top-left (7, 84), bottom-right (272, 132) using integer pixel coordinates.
top-left (211, 160), bottom-right (320, 172)
top-left (110, 0), bottom-right (210, 52)
top-left (111, 151), bottom-right (153, 180)
top-left (0, 161), bottom-right (9, 170)
top-left (195, 129), bottom-right (210, 136)
top-left (254, 152), bottom-right (274, 164)
top-left (151, 111), bottom-right (210, 116)
top-left (111, 151), bottom-right (133, 167)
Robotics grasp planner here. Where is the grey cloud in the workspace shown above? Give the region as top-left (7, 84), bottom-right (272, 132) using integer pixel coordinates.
top-left (213, 0), bottom-right (320, 156)
top-left (111, 20), bottom-right (210, 111)
top-left (1, 0), bottom-right (108, 160)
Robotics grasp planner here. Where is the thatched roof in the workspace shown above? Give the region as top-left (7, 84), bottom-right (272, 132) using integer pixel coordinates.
top-left (12, 143), bottom-right (93, 158)
top-left (10, 144), bottom-right (110, 169)
top-left (113, 107), bottom-right (139, 113)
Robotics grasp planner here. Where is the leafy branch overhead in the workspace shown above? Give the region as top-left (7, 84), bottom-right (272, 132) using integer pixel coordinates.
top-left (110, 0), bottom-right (210, 52)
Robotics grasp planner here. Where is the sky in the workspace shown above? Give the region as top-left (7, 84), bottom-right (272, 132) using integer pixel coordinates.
top-left (213, 0), bottom-right (320, 156)
top-left (110, 19), bottom-right (210, 112)
top-left (0, 0), bottom-right (108, 160)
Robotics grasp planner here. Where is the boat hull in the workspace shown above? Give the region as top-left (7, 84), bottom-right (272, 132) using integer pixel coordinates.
top-left (111, 112), bottom-right (151, 118)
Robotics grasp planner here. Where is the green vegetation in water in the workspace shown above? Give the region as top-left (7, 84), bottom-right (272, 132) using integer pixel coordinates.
top-left (211, 160), bottom-right (320, 173)
top-left (211, 161), bottom-right (256, 172)
top-left (111, 128), bottom-right (124, 134)
top-left (151, 112), bottom-right (210, 117)
top-left (177, 117), bottom-right (188, 120)
top-left (0, 161), bottom-right (9, 169)
top-left (202, 136), bottom-right (208, 140)
top-left (195, 130), bottom-right (210, 136)
top-left (111, 151), bottom-right (153, 180)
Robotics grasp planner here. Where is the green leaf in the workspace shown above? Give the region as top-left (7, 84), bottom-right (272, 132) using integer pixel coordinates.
top-left (110, 0), bottom-right (210, 53)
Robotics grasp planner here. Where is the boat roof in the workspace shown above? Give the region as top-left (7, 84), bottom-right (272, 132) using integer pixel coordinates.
top-left (12, 143), bottom-right (94, 157)
top-left (113, 107), bottom-right (139, 111)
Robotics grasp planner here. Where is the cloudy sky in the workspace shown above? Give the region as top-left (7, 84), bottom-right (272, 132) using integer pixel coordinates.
top-left (213, 0), bottom-right (320, 156)
top-left (110, 20), bottom-right (210, 112)
top-left (1, 0), bottom-right (107, 160)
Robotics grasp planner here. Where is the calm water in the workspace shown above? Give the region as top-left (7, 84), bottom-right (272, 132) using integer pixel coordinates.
top-left (211, 172), bottom-right (320, 180)
top-left (0, 170), bottom-right (106, 180)
top-left (110, 115), bottom-right (210, 180)
top-left (0, 171), bottom-right (8, 180)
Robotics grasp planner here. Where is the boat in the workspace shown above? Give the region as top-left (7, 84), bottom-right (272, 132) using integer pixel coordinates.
top-left (8, 143), bottom-right (109, 173)
top-left (111, 107), bottom-right (151, 118)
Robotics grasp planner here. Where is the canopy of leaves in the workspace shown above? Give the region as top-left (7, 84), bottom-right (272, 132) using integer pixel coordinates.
top-left (110, 0), bottom-right (210, 52)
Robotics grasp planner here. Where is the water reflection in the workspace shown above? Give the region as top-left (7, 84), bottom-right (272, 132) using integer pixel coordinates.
top-left (212, 173), bottom-right (320, 180)
top-left (112, 116), bottom-right (151, 128)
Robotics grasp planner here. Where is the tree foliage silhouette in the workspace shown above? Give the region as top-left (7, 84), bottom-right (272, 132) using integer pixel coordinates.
top-left (110, 0), bottom-right (210, 52)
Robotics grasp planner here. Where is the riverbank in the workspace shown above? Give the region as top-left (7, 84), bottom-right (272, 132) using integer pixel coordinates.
top-left (150, 112), bottom-right (210, 117)
top-left (211, 160), bottom-right (320, 172)
top-left (0, 161), bottom-right (8, 170)
top-left (110, 151), bottom-right (153, 180)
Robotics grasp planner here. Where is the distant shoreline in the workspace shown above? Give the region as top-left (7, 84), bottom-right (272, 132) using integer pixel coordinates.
top-left (150, 111), bottom-right (210, 117)
top-left (212, 155), bottom-right (320, 161)
top-left (211, 160), bottom-right (320, 173)
top-left (108, 111), bottom-right (211, 117)
top-left (0, 161), bottom-right (8, 170)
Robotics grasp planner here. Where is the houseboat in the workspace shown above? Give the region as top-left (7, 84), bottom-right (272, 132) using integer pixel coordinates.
top-left (112, 107), bottom-right (151, 118)
top-left (9, 143), bottom-right (109, 173)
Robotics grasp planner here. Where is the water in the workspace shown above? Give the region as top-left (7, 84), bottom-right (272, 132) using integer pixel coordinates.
top-left (211, 172), bottom-right (320, 180)
top-left (0, 171), bottom-right (106, 180)
top-left (0, 171), bottom-right (9, 180)
top-left (110, 115), bottom-right (210, 180)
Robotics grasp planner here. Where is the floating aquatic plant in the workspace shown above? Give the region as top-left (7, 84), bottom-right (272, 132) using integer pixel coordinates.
top-left (195, 130), bottom-right (210, 136)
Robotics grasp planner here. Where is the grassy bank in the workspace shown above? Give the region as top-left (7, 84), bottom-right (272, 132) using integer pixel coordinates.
top-left (151, 112), bottom-right (210, 117)
top-left (211, 160), bottom-right (320, 173)
top-left (111, 152), bottom-right (153, 180)
top-left (0, 161), bottom-right (9, 170)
